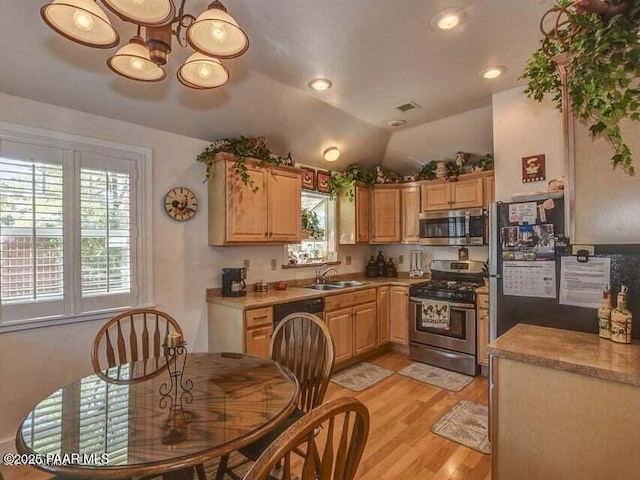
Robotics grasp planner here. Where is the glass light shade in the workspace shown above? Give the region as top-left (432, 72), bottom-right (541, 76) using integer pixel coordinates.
top-left (101, 0), bottom-right (175, 26)
top-left (323, 147), bottom-right (341, 162)
top-left (41, 0), bottom-right (119, 48)
top-left (178, 53), bottom-right (229, 89)
top-left (107, 37), bottom-right (166, 82)
top-left (186, 2), bottom-right (249, 58)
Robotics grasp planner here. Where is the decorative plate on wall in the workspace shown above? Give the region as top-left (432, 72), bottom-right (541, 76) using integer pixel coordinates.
top-left (164, 187), bottom-right (198, 221)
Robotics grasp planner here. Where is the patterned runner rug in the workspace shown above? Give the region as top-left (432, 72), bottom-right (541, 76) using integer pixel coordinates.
top-left (330, 362), bottom-right (394, 392)
top-left (430, 400), bottom-right (491, 454)
top-left (398, 362), bottom-right (474, 392)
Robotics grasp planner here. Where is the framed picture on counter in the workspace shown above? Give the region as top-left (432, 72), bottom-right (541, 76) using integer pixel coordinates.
top-left (301, 167), bottom-right (316, 190)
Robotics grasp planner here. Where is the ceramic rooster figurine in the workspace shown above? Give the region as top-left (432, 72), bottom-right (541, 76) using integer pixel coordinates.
top-left (574, 0), bottom-right (630, 20)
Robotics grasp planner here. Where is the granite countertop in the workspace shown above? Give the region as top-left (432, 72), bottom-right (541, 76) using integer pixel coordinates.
top-left (487, 324), bottom-right (640, 387)
top-left (207, 275), bottom-right (429, 310)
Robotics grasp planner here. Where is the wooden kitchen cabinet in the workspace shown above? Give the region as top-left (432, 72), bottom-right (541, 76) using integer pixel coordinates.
top-left (476, 290), bottom-right (490, 367)
top-left (370, 186), bottom-right (401, 243)
top-left (326, 308), bottom-right (354, 363)
top-left (338, 183), bottom-right (370, 244)
top-left (208, 154), bottom-right (302, 245)
top-left (390, 286), bottom-right (409, 344)
top-left (377, 286), bottom-right (390, 346)
top-left (244, 306), bottom-right (273, 358)
top-left (325, 288), bottom-right (378, 364)
top-left (420, 174), bottom-right (490, 212)
top-left (401, 186), bottom-right (420, 243)
top-left (353, 302), bottom-right (377, 355)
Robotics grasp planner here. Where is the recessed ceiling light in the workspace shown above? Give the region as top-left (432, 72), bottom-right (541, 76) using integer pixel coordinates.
top-left (388, 120), bottom-right (407, 128)
top-left (432, 9), bottom-right (465, 31)
top-left (309, 78), bottom-right (333, 91)
top-left (323, 147), bottom-right (340, 162)
top-left (480, 66), bottom-right (506, 79)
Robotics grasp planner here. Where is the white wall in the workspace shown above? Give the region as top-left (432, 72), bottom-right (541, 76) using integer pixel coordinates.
top-left (0, 92), bottom-right (372, 452)
top-left (492, 87), bottom-right (564, 201)
top-left (382, 245), bottom-right (489, 273)
top-left (382, 106), bottom-right (494, 174)
top-left (574, 118), bottom-right (640, 244)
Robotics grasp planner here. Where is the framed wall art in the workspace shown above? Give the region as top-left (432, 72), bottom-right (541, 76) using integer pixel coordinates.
top-left (301, 167), bottom-right (316, 190)
top-left (522, 154), bottom-right (546, 183)
top-left (316, 170), bottom-right (331, 194)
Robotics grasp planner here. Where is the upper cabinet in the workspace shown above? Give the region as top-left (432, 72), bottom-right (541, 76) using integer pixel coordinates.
top-left (401, 186), bottom-right (420, 243)
top-left (370, 186), bottom-right (401, 244)
top-left (421, 176), bottom-right (487, 212)
top-left (208, 155), bottom-right (302, 245)
top-left (338, 183), bottom-right (370, 244)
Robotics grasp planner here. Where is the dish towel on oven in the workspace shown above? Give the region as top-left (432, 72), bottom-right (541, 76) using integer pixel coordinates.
top-left (420, 299), bottom-right (451, 329)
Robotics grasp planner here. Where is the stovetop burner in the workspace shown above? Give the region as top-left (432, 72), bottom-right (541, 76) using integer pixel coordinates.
top-left (410, 259), bottom-right (485, 303)
top-left (421, 280), bottom-right (479, 292)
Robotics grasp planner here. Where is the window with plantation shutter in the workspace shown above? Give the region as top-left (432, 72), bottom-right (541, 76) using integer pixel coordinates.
top-left (0, 130), bottom-right (148, 329)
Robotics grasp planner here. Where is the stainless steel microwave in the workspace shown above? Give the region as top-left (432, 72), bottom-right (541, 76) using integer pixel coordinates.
top-left (418, 209), bottom-right (487, 246)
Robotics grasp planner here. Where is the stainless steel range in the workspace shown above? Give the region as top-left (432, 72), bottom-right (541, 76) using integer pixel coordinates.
top-left (409, 260), bottom-right (485, 376)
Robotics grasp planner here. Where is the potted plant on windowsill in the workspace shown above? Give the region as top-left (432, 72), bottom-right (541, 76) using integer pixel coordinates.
top-left (301, 208), bottom-right (323, 240)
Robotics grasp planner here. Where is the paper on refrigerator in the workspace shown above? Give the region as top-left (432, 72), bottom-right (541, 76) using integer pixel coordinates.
top-left (559, 257), bottom-right (611, 309)
top-left (503, 261), bottom-right (557, 298)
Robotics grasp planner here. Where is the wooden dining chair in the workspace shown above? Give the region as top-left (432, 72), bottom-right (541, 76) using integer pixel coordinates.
top-left (216, 312), bottom-right (336, 480)
top-left (242, 397), bottom-right (370, 480)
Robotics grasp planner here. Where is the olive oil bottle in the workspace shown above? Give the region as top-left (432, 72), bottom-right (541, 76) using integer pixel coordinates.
top-left (597, 285), bottom-right (612, 340)
top-left (611, 286), bottom-right (632, 344)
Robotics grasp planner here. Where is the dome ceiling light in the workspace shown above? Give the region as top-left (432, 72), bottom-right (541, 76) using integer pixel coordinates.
top-left (40, 0), bottom-right (248, 90)
top-left (431, 9), bottom-right (465, 31)
top-left (480, 66), bottom-right (506, 79)
top-left (309, 78), bottom-right (333, 92)
top-left (323, 147), bottom-right (341, 162)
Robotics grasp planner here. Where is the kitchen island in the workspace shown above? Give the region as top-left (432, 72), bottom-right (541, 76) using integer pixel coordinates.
top-left (488, 324), bottom-right (640, 480)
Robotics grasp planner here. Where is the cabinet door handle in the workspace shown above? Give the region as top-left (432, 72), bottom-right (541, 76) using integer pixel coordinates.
top-left (264, 232), bottom-right (268, 237)
top-left (269, 232), bottom-right (273, 238)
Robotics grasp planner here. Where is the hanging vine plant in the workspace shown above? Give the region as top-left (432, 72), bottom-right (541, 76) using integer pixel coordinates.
top-left (328, 163), bottom-right (376, 200)
top-left (520, 0), bottom-right (639, 174)
top-left (196, 136), bottom-right (292, 191)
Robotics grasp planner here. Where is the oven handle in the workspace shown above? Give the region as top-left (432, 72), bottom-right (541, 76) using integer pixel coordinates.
top-left (410, 298), bottom-right (475, 310)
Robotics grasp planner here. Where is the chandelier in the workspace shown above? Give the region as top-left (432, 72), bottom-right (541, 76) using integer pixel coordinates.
top-left (40, 0), bottom-right (249, 89)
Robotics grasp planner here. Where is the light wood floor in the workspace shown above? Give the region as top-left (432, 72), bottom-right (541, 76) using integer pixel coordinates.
top-left (0, 351), bottom-right (490, 480)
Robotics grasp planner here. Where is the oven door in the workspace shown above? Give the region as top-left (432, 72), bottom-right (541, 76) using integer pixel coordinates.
top-left (409, 298), bottom-right (476, 355)
top-left (418, 209), bottom-right (486, 246)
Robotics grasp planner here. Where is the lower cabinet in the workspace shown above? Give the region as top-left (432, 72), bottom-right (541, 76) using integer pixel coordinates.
top-left (326, 308), bottom-right (354, 363)
top-left (244, 306), bottom-right (274, 357)
top-left (476, 291), bottom-right (490, 366)
top-left (390, 286), bottom-right (409, 344)
top-left (325, 288), bottom-right (378, 364)
top-left (377, 286), bottom-right (390, 345)
top-left (353, 302), bottom-right (377, 355)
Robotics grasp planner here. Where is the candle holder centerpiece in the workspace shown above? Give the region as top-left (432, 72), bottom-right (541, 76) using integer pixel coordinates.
top-left (160, 332), bottom-right (194, 445)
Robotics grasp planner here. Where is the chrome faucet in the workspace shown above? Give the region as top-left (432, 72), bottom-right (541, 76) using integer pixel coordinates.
top-left (316, 265), bottom-right (338, 284)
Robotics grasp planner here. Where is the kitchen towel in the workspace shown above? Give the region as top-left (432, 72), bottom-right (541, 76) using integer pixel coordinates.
top-left (421, 299), bottom-right (451, 329)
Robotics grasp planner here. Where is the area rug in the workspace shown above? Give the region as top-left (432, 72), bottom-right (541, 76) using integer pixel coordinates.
top-left (430, 400), bottom-right (491, 454)
top-left (331, 362), bottom-right (394, 392)
top-left (398, 362), bottom-right (474, 392)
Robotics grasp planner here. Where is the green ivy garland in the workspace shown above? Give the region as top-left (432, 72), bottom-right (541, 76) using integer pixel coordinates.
top-left (196, 136), bottom-right (292, 191)
top-left (521, 0), bottom-right (639, 174)
top-left (328, 163), bottom-right (376, 200)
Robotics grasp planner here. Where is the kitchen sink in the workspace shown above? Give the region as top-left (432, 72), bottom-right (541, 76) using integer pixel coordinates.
top-left (303, 281), bottom-right (369, 290)
top-left (330, 281), bottom-right (369, 287)
top-left (303, 284), bottom-right (345, 290)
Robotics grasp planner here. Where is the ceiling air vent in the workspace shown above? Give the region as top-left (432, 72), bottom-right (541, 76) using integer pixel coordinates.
top-left (395, 101), bottom-right (421, 113)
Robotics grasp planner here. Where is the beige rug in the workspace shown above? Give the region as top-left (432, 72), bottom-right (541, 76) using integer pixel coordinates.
top-left (331, 362), bottom-right (394, 392)
top-left (431, 400), bottom-right (491, 454)
top-left (398, 362), bottom-right (474, 392)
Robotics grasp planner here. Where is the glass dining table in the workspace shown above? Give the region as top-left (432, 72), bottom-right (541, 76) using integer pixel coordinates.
top-left (16, 352), bottom-right (299, 479)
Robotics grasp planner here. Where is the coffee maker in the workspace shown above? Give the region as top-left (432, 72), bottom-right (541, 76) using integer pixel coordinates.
top-left (221, 268), bottom-right (247, 297)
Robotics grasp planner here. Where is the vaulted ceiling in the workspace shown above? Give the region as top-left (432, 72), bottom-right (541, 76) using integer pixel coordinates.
top-left (0, 0), bottom-right (552, 169)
